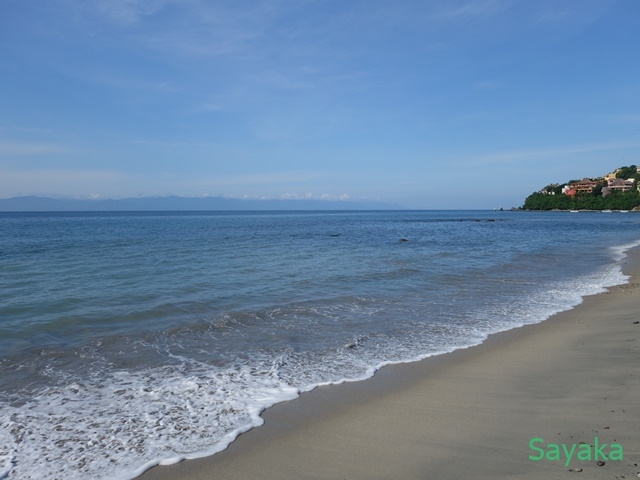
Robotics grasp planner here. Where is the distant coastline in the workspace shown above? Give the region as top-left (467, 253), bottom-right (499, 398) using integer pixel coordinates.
top-left (0, 195), bottom-right (403, 212)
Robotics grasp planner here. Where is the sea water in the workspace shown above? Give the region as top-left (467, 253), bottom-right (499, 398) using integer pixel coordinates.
top-left (1, 210), bottom-right (639, 479)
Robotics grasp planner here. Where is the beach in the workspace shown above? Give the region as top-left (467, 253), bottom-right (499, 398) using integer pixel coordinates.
top-left (140, 251), bottom-right (640, 480)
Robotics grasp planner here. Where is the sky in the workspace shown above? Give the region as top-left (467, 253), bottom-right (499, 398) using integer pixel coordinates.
top-left (1, 0), bottom-right (639, 209)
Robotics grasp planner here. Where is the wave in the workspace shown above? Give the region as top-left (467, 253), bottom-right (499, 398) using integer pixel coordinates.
top-left (1, 240), bottom-right (635, 479)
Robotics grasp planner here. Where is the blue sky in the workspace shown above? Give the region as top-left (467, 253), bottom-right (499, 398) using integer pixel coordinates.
top-left (1, 0), bottom-right (639, 208)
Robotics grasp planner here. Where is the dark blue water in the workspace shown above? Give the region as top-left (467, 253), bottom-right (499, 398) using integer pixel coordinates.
top-left (1, 210), bottom-right (639, 479)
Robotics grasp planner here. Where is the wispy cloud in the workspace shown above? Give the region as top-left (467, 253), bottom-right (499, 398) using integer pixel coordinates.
top-left (0, 143), bottom-right (70, 156)
top-left (532, 2), bottom-right (613, 26)
top-left (432, 0), bottom-right (509, 20)
top-left (196, 102), bottom-right (224, 113)
top-left (258, 70), bottom-right (314, 91)
top-left (605, 114), bottom-right (640, 123)
top-left (463, 140), bottom-right (640, 166)
top-left (127, 139), bottom-right (215, 148)
top-left (136, 30), bottom-right (258, 58)
top-left (90, 0), bottom-right (181, 26)
top-left (146, 171), bottom-right (332, 198)
top-left (474, 80), bottom-right (501, 90)
top-left (67, 69), bottom-right (180, 93)
top-left (0, 168), bottom-right (129, 197)
top-left (534, 7), bottom-right (572, 24)
top-left (198, 171), bottom-right (325, 188)
top-left (0, 126), bottom-right (58, 136)
top-left (100, 1), bottom-right (278, 60)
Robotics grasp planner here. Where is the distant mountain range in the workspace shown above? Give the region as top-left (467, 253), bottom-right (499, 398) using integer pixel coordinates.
top-left (0, 195), bottom-right (403, 212)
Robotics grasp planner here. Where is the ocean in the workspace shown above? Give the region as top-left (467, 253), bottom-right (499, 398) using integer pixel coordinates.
top-left (1, 210), bottom-right (639, 479)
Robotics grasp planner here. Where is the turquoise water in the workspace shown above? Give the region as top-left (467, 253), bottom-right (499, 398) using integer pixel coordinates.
top-left (1, 210), bottom-right (639, 479)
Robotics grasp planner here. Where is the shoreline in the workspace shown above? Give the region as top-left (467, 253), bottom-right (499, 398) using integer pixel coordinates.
top-left (139, 251), bottom-right (640, 480)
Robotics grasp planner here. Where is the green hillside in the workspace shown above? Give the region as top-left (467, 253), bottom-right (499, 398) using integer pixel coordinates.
top-left (523, 166), bottom-right (640, 211)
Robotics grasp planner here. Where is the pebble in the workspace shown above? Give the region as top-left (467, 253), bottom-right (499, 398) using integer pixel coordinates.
top-left (597, 460), bottom-right (606, 466)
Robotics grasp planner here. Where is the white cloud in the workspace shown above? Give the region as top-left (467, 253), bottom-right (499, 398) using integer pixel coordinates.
top-left (230, 192), bottom-right (352, 202)
top-left (320, 193), bottom-right (350, 201)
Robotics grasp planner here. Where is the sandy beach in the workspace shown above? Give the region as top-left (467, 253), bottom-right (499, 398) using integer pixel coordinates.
top-left (140, 252), bottom-right (640, 480)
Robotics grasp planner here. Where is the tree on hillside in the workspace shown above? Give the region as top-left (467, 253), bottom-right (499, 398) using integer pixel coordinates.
top-left (523, 192), bottom-right (573, 210)
top-left (591, 181), bottom-right (606, 196)
top-left (616, 165), bottom-right (638, 179)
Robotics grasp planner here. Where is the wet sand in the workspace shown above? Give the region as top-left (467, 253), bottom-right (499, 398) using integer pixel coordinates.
top-left (140, 252), bottom-right (640, 479)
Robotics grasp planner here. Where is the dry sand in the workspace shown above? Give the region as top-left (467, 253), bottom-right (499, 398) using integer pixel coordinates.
top-left (140, 252), bottom-right (640, 480)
